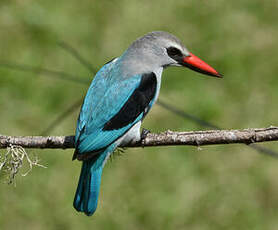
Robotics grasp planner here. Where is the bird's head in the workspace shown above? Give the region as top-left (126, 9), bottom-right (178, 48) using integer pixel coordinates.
top-left (123, 31), bottom-right (222, 78)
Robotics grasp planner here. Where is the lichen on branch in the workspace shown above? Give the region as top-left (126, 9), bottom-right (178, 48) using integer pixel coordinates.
top-left (0, 145), bottom-right (46, 185)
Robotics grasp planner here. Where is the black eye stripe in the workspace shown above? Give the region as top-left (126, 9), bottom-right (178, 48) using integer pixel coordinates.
top-left (166, 46), bottom-right (182, 57)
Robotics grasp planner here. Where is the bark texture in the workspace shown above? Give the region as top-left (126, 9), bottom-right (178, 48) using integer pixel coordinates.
top-left (0, 127), bottom-right (277, 150)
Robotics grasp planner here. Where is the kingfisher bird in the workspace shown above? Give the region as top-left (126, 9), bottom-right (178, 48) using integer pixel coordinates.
top-left (73, 31), bottom-right (222, 216)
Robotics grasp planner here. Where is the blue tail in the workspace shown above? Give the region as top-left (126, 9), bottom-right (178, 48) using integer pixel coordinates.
top-left (73, 145), bottom-right (115, 216)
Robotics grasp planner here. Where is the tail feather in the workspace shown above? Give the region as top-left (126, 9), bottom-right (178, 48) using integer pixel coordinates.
top-left (73, 144), bottom-right (115, 216)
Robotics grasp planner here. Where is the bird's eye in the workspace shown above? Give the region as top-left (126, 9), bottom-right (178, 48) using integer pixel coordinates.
top-left (166, 47), bottom-right (182, 57)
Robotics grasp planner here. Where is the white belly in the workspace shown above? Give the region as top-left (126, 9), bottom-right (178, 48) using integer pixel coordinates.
top-left (117, 121), bottom-right (142, 146)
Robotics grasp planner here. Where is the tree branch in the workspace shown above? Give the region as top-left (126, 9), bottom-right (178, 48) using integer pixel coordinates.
top-left (1, 127), bottom-right (278, 154)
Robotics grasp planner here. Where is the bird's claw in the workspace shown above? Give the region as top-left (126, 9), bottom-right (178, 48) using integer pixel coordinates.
top-left (141, 128), bottom-right (150, 147)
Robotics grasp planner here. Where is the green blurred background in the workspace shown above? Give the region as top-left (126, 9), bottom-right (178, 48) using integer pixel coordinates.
top-left (0, 0), bottom-right (278, 229)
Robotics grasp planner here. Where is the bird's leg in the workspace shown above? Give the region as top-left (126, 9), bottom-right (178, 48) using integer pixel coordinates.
top-left (141, 128), bottom-right (150, 147)
top-left (141, 128), bottom-right (150, 139)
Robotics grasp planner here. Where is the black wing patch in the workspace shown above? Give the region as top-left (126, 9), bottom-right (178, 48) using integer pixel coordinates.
top-left (103, 72), bottom-right (157, 131)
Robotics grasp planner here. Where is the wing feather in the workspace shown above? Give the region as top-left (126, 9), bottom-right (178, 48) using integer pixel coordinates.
top-left (75, 60), bottom-right (157, 157)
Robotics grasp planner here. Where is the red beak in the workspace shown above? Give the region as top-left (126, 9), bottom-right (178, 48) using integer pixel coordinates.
top-left (183, 52), bottom-right (222, 78)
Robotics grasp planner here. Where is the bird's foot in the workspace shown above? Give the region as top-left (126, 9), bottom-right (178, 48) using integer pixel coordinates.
top-left (141, 128), bottom-right (151, 147)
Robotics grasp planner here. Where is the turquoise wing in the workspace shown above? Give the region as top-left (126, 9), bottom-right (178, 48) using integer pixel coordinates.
top-left (75, 61), bottom-right (157, 156)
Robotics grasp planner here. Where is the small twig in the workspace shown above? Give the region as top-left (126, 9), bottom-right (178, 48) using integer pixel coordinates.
top-left (58, 41), bottom-right (98, 73)
top-left (40, 98), bottom-right (83, 136)
top-left (157, 100), bottom-right (219, 129)
top-left (0, 62), bottom-right (89, 84)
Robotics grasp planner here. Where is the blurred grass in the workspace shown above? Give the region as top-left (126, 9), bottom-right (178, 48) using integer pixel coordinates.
top-left (1, 0), bottom-right (278, 229)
